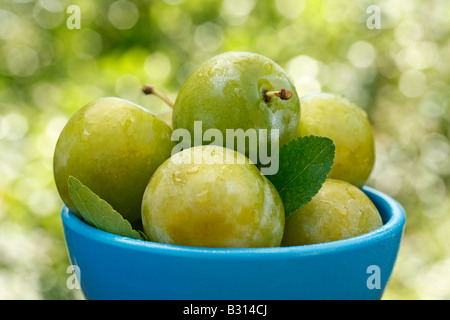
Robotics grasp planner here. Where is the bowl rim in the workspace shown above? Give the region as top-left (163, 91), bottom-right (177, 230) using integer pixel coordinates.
top-left (61, 186), bottom-right (406, 259)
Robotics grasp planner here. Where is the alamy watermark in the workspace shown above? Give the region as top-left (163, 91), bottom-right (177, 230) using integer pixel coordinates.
top-left (66, 265), bottom-right (81, 290)
top-left (366, 5), bottom-right (381, 30)
top-left (170, 121), bottom-right (280, 176)
top-left (65, 264), bottom-right (382, 292)
top-left (366, 265), bottom-right (381, 290)
top-left (66, 5), bottom-right (81, 30)
top-left (65, 4), bottom-right (380, 31)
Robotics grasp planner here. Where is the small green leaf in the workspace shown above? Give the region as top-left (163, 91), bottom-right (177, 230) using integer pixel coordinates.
top-left (68, 176), bottom-right (144, 240)
top-left (268, 135), bottom-right (335, 218)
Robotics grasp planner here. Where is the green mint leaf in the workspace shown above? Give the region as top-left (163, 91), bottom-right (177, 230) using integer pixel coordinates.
top-left (68, 176), bottom-right (144, 240)
top-left (268, 135), bottom-right (335, 218)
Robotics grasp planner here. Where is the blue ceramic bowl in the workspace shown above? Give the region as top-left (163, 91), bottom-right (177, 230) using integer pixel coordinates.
top-left (61, 186), bottom-right (405, 300)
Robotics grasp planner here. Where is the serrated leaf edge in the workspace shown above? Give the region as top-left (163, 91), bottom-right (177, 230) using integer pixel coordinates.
top-left (269, 135), bottom-right (336, 218)
top-left (278, 136), bottom-right (335, 196)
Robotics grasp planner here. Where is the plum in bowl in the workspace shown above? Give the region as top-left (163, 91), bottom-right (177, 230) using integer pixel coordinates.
top-left (61, 186), bottom-right (405, 300)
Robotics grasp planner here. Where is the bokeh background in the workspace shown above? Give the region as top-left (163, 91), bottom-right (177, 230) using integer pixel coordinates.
top-left (0, 0), bottom-right (449, 300)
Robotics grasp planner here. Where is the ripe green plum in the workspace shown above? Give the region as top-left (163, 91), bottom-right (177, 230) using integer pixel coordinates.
top-left (282, 179), bottom-right (383, 246)
top-left (172, 51), bottom-right (300, 157)
top-left (141, 145), bottom-right (285, 248)
top-left (54, 97), bottom-right (175, 225)
top-left (295, 93), bottom-right (375, 187)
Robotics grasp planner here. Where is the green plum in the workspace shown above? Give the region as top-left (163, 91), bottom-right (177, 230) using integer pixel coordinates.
top-left (141, 145), bottom-right (285, 248)
top-left (172, 51), bottom-right (300, 159)
top-left (295, 93), bottom-right (375, 187)
top-left (54, 97), bottom-right (175, 225)
top-left (282, 179), bottom-right (383, 246)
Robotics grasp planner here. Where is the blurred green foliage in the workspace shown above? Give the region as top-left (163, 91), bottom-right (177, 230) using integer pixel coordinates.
top-left (0, 0), bottom-right (449, 299)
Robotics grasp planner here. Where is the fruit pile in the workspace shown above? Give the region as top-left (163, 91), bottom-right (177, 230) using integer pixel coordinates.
top-left (54, 51), bottom-right (382, 248)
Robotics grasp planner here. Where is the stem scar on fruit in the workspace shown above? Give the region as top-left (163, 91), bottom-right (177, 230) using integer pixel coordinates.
top-left (142, 85), bottom-right (174, 108)
top-left (263, 88), bottom-right (293, 102)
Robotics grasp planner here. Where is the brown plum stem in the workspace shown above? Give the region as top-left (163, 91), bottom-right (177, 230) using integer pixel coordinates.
top-left (142, 85), bottom-right (174, 108)
top-left (263, 89), bottom-right (293, 102)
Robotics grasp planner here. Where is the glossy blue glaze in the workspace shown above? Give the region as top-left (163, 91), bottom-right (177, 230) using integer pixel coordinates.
top-left (61, 186), bottom-right (405, 300)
